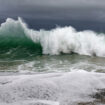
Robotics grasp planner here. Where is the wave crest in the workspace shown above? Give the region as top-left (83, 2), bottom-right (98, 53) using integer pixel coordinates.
top-left (0, 17), bottom-right (105, 57)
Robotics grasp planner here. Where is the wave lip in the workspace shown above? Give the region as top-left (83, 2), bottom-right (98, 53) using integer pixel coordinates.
top-left (0, 17), bottom-right (105, 57)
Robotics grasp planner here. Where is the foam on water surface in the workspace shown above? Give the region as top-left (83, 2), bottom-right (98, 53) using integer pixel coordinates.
top-left (0, 71), bottom-right (105, 105)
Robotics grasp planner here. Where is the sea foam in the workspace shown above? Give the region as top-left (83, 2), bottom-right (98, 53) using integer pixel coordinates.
top-left (0, 71), bottom-right (105, 105)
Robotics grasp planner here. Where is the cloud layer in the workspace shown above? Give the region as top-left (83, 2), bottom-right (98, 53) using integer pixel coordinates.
top-left (0, 0), bottom-right (105, 23)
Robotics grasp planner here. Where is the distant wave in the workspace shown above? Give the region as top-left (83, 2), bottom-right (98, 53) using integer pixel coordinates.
top-left (0, 17), bottom-right (105, 57)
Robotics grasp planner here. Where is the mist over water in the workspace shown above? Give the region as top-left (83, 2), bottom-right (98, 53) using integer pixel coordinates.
top-left (0, 17), bottom-right (105, 105)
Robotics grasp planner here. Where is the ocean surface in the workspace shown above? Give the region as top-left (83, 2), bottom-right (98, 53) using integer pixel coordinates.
top-left (0, 17), bottom-right (105, 105)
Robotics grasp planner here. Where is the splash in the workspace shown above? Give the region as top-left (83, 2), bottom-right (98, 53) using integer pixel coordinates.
top-left (0, 17), bottom-right (105, 57)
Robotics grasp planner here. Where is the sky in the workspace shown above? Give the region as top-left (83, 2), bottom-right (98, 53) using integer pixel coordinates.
top-left (0, 0), bottom-right (105, 31)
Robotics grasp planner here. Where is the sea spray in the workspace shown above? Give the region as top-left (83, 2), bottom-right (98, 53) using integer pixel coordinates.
top-left (0, 17), bottom-right (105, 57)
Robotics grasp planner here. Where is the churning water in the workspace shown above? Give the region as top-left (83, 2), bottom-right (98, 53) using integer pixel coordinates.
top-left (0, 18), bottom-right (105, 105)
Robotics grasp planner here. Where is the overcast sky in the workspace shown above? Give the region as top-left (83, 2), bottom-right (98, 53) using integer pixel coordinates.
top-left (0, 0), bottom-right (105, 31)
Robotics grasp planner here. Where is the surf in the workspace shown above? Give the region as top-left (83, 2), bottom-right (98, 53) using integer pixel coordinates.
top-left (0, 17), bottom-right (105, 58)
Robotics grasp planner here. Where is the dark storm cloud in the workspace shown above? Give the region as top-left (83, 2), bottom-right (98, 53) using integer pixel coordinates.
top-left (1, 0), bottom-right (105, 7)
top-left (0, 0), bottom-right (105, 22)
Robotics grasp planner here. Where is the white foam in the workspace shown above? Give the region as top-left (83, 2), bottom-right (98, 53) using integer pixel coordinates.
top-left (0, 71), bottom-right (105, 105)
top-left (23, 19), bottom-right (105, 57)
top-left (0, 99), bottom-right (59, 105)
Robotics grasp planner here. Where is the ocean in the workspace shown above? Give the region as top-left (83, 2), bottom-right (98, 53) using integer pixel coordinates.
top-left (0, 17), bottom-right (105, 105)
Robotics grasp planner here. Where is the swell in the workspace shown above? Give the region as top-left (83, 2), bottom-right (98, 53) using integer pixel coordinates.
top-left (0, 17), bottom-right (105, 58)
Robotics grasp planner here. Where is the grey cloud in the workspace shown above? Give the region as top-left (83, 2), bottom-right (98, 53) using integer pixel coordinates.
top-left (0, 0), bottom-right (105, 23)
top-left (0, 0), bottom-right (105, 7)
top-left (1, 0), bottom-right (105, 9)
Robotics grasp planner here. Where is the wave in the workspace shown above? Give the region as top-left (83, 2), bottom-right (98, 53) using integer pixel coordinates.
top-left (0, 18), bottom-right (42, 59)
top-left (0, 17), bottom-right (105, 58)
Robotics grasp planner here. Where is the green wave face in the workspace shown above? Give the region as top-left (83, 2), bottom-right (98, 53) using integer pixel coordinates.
top-left (0, 18), bottom-right (42, 60)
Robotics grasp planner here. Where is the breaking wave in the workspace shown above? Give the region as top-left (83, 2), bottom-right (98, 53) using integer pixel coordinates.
top-left (0, 17), bottom-right (105, 58)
